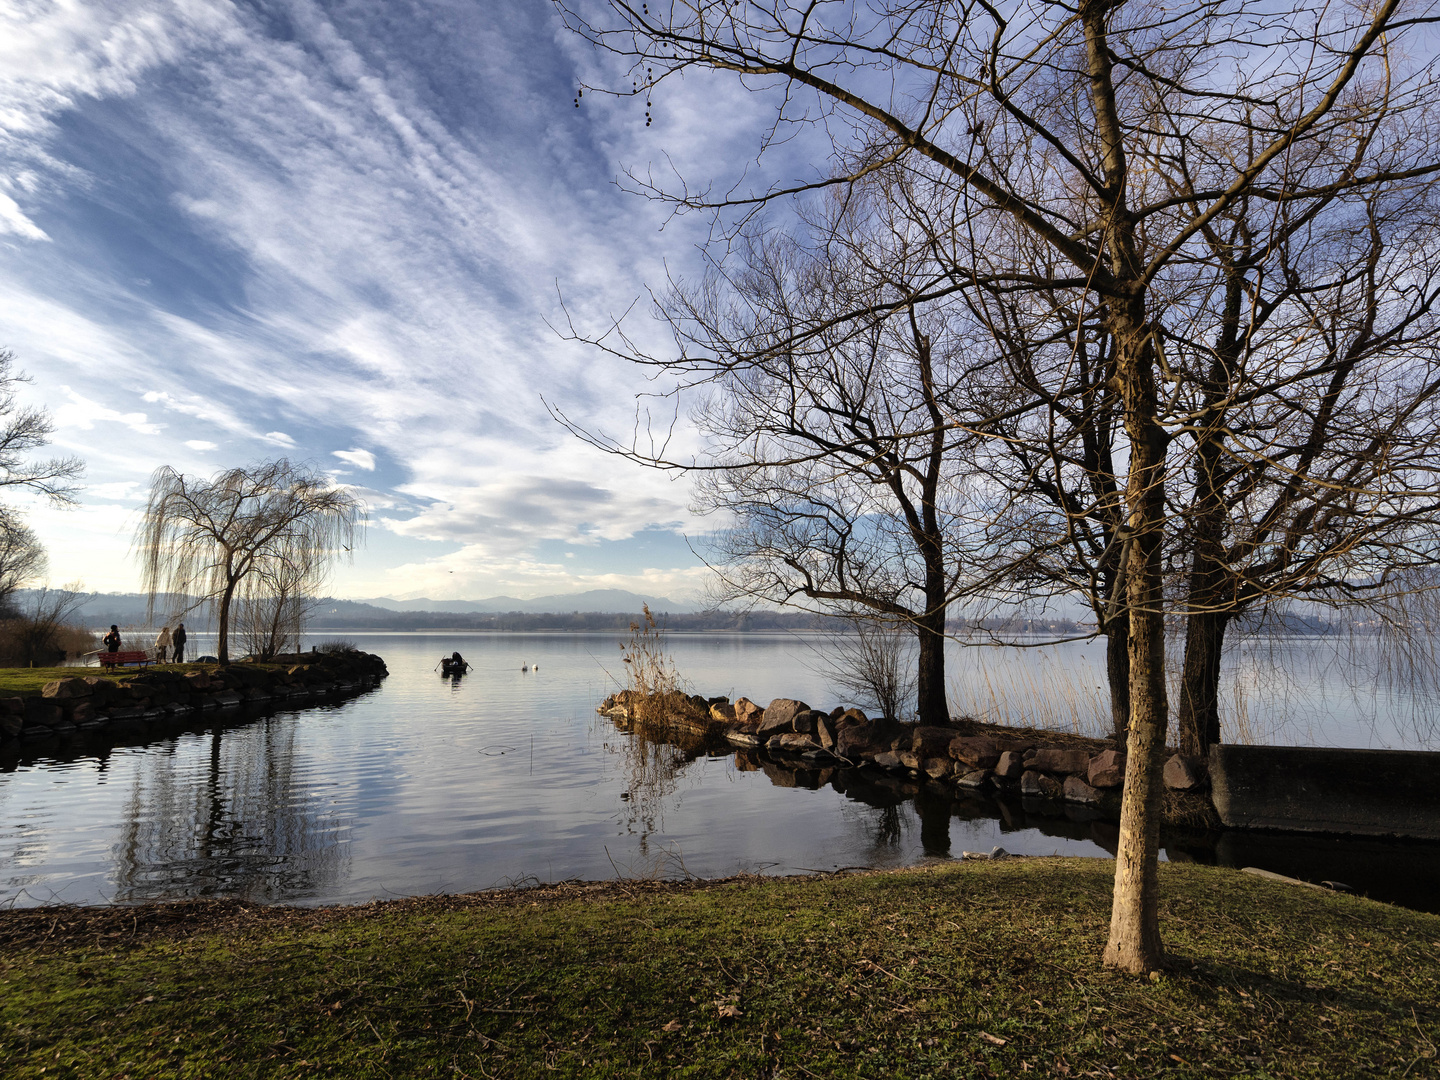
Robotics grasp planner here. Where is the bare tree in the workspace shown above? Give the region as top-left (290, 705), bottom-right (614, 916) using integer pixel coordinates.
top-left (0, 512), bottom-right (48, 615)
top-left (560, 0), bottom-right (1440, 973)
top-left (559, 182), bottom-right (991, 726)
top-left (812, 614), bottom-right (918, 722)
top-left (0, 349), bottom-right (84, 585)
top-left (0, 350), bottom-right (83, 510)
top-left (236, 547), bottom-right (318, 661)
top-left (0, 583), bottom-right (90, 666)
top-left (136, 460), bottom-right (363, 663)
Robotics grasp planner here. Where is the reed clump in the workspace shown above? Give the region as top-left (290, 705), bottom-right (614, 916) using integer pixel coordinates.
top-left (618, 605), bottom-right (708, 729)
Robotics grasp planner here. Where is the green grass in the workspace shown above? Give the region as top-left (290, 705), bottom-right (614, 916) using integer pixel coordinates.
top-left (0, 662), bottom-right (285, 695)
top-left (1, 860), bottom-right (1436, 1078)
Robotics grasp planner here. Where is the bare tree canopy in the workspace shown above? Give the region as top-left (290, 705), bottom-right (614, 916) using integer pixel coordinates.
top-left (558, 0), bottom-right (1440, 973)
top-left (136, 459), bottom-right (363, 663)
top-left (0, 349), bottom-right (85, 599)
top-left (0, 349), bottom-right (84, 510)
top-left (0, 512), bottom-right (48, 615)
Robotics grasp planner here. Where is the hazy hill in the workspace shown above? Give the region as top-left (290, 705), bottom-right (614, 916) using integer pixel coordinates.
top-left (357, 589), bottom-right (694, 614)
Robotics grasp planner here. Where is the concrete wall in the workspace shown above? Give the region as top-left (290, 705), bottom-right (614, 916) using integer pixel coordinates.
top-left (1209, 744), bottom-right (1440, 840)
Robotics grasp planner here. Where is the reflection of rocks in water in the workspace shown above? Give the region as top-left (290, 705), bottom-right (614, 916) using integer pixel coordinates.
top-left (759, 758), bottom-right (831, 790)
top-left (112, 717), bottom-right (347, 903)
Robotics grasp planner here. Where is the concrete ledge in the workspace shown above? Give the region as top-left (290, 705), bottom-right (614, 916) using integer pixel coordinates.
top-left (1210, 744), bottom-right (1440, 840)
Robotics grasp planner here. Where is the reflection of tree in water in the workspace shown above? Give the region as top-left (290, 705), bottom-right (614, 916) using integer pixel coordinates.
top-left (829, 770), bottom-right (916, 859)
top-left (111, 717), bottom-right (348, 903)
top-left (601, 722), bottom-right (700, 857)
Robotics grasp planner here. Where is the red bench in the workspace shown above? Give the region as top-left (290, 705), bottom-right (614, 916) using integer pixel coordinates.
top-left (98, 651), bottom-right (154, 670)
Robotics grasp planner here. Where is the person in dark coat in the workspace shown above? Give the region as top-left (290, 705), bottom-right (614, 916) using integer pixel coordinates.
top-left (101, 625), bottom-right (121, 669)
top-left (172, 622), bottom-right (188, 664)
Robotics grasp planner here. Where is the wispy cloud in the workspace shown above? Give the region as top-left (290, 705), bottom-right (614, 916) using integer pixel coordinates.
top-left (333, 448), bottom-right (376, 471)
top-left (0, 1), bottom-right (778, 597)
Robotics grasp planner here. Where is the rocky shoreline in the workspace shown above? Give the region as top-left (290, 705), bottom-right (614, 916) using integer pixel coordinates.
top-left (0, 651), bottom-right (389, 744)
top-left (600, 690), bottom-right (1216, 828)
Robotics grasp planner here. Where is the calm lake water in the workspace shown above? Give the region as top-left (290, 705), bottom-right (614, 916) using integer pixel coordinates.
top-left (1, 631), bottom-right (1436, 911)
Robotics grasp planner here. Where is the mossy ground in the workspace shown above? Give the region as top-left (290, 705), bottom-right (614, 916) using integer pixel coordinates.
top-left (0, 662), bottom-right (287, 695)
top-left (2, 859), bottom-right (1436, 1078)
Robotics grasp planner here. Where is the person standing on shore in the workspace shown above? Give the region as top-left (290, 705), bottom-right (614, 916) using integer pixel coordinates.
top-left (154, 625), bottom-right (172, 663)
top-left (172, 622), bottom-right (187, 664)
top-left (102, 625), bottom-right (120, 654)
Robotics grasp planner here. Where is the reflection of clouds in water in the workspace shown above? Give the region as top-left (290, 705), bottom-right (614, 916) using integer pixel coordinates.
top-left (111, 719), bottom-right (349, 903)
top-left (1222, 636), bottom-right (1440, 750)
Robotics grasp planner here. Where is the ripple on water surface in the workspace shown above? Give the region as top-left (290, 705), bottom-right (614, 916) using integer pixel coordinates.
top-left (0, 631), bottom-right (1435, 908)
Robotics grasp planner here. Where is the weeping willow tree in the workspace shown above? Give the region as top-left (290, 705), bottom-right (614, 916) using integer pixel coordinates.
top-left (136, 460), bottom-right (362, 663)
top-left (235, 544), bottom-right (318, 661)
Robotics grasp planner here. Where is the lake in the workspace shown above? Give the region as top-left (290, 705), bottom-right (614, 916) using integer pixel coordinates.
top-left (1, 631), bottom-right (1436, 912)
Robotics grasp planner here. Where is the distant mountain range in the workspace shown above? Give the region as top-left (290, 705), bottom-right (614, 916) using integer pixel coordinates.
top-left (355, 589), bottom-right (695, 614)
top-left (22, 588), bottom-right (703, 630)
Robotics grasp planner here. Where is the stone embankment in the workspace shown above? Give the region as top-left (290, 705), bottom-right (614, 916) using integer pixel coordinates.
top-left (0, 651), bottom-right (388, 743)
top-left (599, 690), bottom-right (1213, 826)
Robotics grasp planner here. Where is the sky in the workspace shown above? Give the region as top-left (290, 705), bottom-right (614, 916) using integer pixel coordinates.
top-left (0, 0), bottom-right (789, 602)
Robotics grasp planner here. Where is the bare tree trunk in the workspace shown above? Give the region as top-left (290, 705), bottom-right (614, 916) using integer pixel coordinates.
top-left (1178, 611), bottom-right (1227, 757)
top-left (915, 580), bottom-right (948, 727)
top-left (1105, 615), bottom-right (1130, 743)
top-left (1103, 314), bottom-right (1171, 974)
top-left (216, 578), bottom-right (237, 664)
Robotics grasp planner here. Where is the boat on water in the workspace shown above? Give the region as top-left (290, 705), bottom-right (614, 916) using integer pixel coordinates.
top-left (440, 652), bottom-right (470, 676)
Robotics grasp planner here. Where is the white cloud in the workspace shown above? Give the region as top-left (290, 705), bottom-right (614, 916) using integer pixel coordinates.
top-left (87, 481), bottom-right (142, 500)
top-left (0, 1), bottom-right (775, 598)
top-left (333, 448), bottom-right (375, 471)
top-left (0, 190), bottom-right (46, 240)
top-left (54, 387), bottom-right (162, 435)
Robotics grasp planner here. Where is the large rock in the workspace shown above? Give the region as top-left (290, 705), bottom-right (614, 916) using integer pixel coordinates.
top-left (792, 709), bottom-right (827, 737)
top-left (733, 698), bottom-right (763, 725)
top-left (949, 736), bottom-right (1001, 769)
top-left (768, 732), bottom-right (823, 755)
top-left (1031, 747), bottom-right (1092, 776)
top-left (923, 757), bottom-right (954, 780)
top-left (897, 750), bottom-right (923, 771)
top-left (873, 751), bottom-right (905, 770)
top-left (955, 768), bottom-right (993, 791)
top-left (709, 701), bottom-right (736, 722)
top-left (0, 696), bottom-right (23, 715)
top-left (994, 750), bottom-right (1025, 780)
top-left (1087, 749), bottom-right (1127, 788)
top-left (23, 699), bottom-right (63, 726)
top-left (912, 726), bottom-right (956, 757)
top-left (834, 723), bottom-right (885, 760)
top-left (1020, 770), bottom-right (1064, 799)
top-left (1163, 754), bottom-right (1206, 791)
top-left (67, 701), bottom-right (99, 726)
top-left (814, 715), bottom-right (836, 750)
top-left (1063, 775), bottom-right (1102, 805)
top-left (42, 677), bottom-right (91, 700)
top-left (0, 713), bottom-right (20, 738)
top-left (758, 698), bottom-right (810, 737)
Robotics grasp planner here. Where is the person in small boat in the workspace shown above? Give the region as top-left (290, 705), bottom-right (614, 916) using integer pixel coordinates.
top-left (442, 651), bottom-right (467, 674)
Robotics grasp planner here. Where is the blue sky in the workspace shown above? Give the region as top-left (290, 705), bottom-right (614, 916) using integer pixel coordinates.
top-left (0, 0), bottom-right (784, 602)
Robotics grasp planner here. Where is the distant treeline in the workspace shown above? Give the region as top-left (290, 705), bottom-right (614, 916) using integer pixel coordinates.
top-left (309, 608), bottom-right (837, 632)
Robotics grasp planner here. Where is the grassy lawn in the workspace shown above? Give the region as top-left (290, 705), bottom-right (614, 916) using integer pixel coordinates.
top-left (0, 663), bottom-right (280, 695)
top-left (1, 859), bottom-right (1436, 1078)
